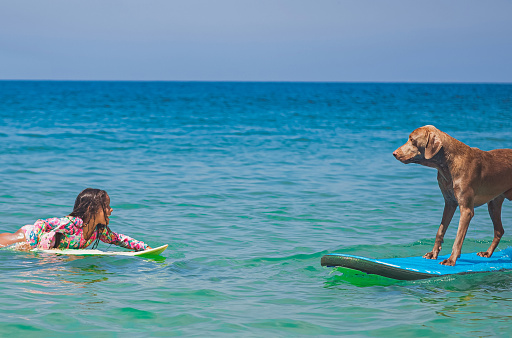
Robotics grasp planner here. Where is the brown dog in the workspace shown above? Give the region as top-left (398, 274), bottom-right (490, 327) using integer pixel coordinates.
top-left (393, 125), bottom-right (512, 266)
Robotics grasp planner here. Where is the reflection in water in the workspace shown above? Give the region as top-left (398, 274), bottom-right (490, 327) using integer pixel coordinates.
top-left (403, 273), bottom-right (512, 323)
top-left (324, 267), bottom-right (401, 287)
top-left (14, 251), bottom-right (112, 297)
top-left (4, 246), bottom-right (169, 302)
top-left (141, 256), bottom-right (167, 263)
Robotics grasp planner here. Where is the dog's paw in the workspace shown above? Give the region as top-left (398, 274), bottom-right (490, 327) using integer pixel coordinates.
top-left (477, 251), bottom-right (492, 258)
top-left (439, 258), bottom-right (456, 266)
top-left (423, 251), bottom-right (438, 259)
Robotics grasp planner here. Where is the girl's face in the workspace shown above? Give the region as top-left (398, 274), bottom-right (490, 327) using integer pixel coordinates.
top-left (96, 194), bottom-right (113, 225)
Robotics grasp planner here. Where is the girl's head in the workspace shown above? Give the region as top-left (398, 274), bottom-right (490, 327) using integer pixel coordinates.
top-left (69, 188), bottom-right (113, 226)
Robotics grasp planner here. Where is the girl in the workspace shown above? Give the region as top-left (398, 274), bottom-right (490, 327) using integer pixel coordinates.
top-left (0, 188), bottom-right (151, 251)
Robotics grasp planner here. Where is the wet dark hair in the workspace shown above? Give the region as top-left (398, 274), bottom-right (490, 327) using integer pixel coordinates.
top-left (68, 188), bottom-right (109, 249)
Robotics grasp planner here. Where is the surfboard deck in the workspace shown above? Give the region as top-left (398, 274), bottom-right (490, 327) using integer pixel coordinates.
top-left (34, 244), bottom-right (168, 257)
top-left (321, 247), bottom-right (512, 280)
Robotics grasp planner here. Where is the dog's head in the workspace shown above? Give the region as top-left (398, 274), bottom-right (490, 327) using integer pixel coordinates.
top-left (393, 125), bottom-right (443, 164)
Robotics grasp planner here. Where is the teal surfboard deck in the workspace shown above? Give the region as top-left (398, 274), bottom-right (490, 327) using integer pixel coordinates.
top-left (34, 244), bottom-right (168, 257)
top-left (321, 247), bottom-right (512, 280)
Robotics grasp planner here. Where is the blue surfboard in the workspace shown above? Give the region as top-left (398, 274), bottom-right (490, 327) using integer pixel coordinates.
top-left (321, 247), bottom-right (512, 280)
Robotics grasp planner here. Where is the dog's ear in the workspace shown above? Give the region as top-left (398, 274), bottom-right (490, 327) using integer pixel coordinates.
top-left (425, 132), bottom-right (442, 159)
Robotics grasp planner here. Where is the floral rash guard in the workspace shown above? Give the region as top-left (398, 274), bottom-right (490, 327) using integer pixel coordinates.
top-left (21, 216), bottom-right (148, 251)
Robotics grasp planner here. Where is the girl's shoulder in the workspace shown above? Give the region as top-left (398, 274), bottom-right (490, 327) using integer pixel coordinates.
top-left (63, 216), bottom-right (84, 228)
top-left (38, 216), bottom-right (84, 228)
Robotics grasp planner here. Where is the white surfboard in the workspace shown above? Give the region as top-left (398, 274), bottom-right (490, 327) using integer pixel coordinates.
top-left (34, 244), bottom-right (168, 257)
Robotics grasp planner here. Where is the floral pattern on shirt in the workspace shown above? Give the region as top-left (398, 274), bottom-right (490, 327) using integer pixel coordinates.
top-left (23, 216), bottom-right (148, 251)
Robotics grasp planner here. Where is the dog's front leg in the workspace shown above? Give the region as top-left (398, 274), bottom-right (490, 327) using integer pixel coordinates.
top-left (440, 204), bottom-right (474, 266)
top-left (424, 203), bottom-right (456, 259)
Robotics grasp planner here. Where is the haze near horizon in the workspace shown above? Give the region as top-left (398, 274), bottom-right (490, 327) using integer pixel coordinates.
top-left (1, 0), bottom-right (511, 83)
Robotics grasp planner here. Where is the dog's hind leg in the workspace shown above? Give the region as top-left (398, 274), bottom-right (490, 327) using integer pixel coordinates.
top-left (478, 195), bottom-right (506, 258)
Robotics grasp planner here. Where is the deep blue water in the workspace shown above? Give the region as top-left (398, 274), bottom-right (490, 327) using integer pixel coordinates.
top-left (1, 81), bottom-right (512, 336)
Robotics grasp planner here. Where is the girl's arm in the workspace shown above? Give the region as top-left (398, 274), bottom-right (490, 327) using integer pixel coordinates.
top-left (98, 226), bottom-right (149, 251)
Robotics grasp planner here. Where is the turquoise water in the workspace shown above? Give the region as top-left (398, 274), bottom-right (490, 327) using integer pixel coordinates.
top-left (1, 81), bottom-right (512, 336)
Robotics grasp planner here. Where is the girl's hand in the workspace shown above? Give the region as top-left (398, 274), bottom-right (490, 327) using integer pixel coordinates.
top-left (15, 242), bottom-right (32, 251)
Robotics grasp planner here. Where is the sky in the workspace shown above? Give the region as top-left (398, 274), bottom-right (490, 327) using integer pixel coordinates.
top-left (1, 0), bottom-right (511, 82)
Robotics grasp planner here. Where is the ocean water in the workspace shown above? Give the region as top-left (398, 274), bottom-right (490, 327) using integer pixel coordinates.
top-left (1, 81), bottom-right (512, 337)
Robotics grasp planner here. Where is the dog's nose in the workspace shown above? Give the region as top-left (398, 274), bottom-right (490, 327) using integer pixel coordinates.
top-left (393, 150), bottom-right (398, 158)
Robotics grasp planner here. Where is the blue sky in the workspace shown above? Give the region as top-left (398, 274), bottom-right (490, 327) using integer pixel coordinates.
top-left (1, 0), bottom-right (511, 82)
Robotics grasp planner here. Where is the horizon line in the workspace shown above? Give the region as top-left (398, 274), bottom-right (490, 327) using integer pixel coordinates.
top-left (1, 79), bottom-right (511, 85)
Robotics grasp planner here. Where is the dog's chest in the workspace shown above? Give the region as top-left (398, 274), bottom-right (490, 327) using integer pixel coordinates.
top-left (437, 173), bottom-right (458, 203)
